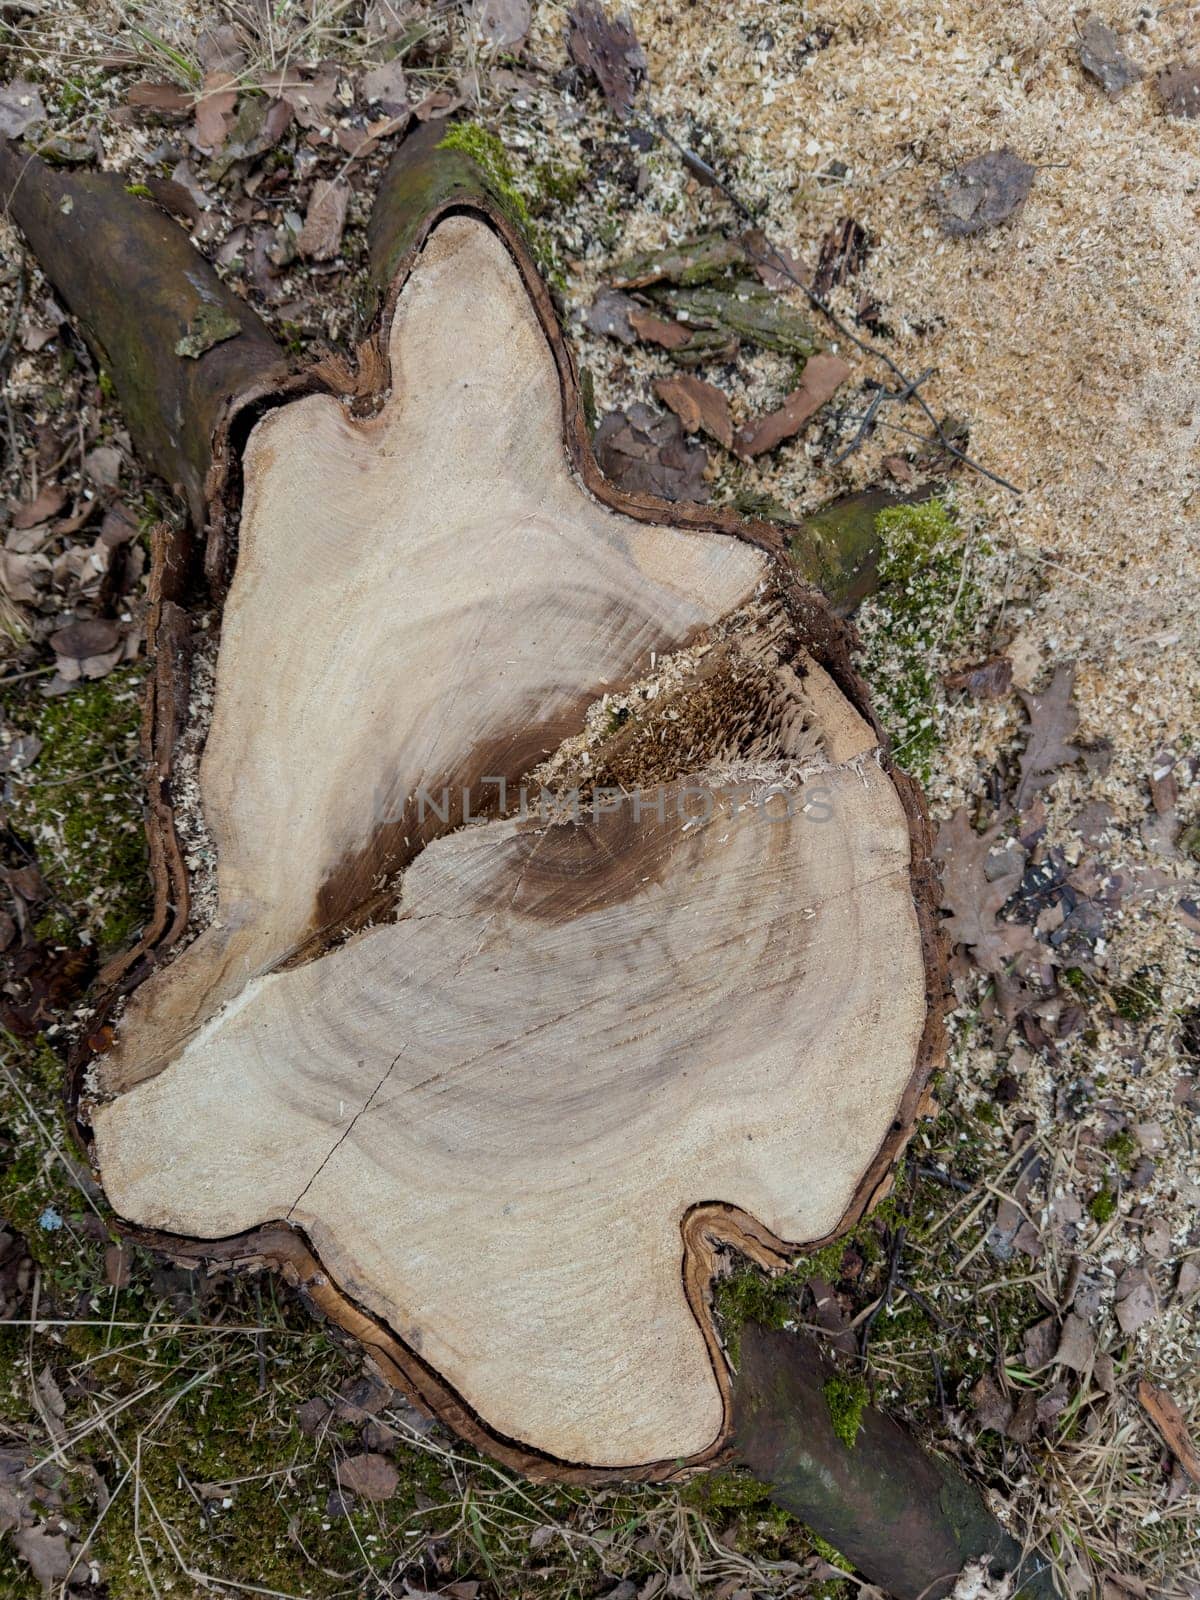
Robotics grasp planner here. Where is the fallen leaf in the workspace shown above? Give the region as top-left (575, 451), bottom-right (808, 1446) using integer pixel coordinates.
top-left (934, 808), bottom-right (1036, 975)
top-left (296, 1396), bottom-right (330, 1436)
top-left (83, 445), bottom-right (122, 489)
top-left (413, 89), bottom-right (463, 121)
top-left (11, 486), bottom-right (67, 530)
top-left (1157, 62), bottom-right (1200, 120)
top-left (734, 352), bottom-right (851, 458)
top-left (932, 148), bottom-right (1035, 237)
top-left (1054, 1311), bottom-right (1096, 1373)
top-left (361, 59), bottom-right (409, 114)
top-left (585, 288), bottom-right (638, 345)
top-left (13, 1525), bottom-right (73, 1592)
top-left (653, 374), bottom-right (734, 450)
top-left (1114, 1265), bottom-right (1158, 1336)
top-left (298, 179), bottom-right (349, 261)
top-left (1023, 1315), bottom-right (1058, 1371)
top-left (566, 0), bottom-right (647, 120)
top-left (50, 618), bottom-right (121, 660)
top-left (144, 174), bottom-right (201, 223)
top-left (0, 550), bottom-right (50, 604)
top-left (104, 1239), bottom-right (133, 1288)
top-left (336, 1451), bottom-right (399, 1500)
top-left (473, 0), bottom-right (531, 50)
top-left (1138, 1379), bottom-right (1200, 1483)
top-left (593, 404), bottom-right (709, 503)
top-left (175, 302), bottom-right (242, 359)
top-left (1076, 16), bottom-right (1142, 97)
top-left (944, 655), bottom-right (1013, 699)
top-left (0, 79), bottom-right (47, 140)
top-left (1014, 663), bottom-right (1080, 811)
top-left (193, 71), bottom-right (238, 151)
top-left (627, 306), bottom-right (692, 351)
top-left (970, 1373), bottom-right (1013, 1433)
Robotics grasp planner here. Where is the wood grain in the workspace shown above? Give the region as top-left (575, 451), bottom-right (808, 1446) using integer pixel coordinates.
top-left (82, 204), bottom-right (942, 1476)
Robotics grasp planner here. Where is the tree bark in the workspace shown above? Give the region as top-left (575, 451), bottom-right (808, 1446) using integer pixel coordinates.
top-left (734, 1324), bottom-right (1059, 1599)
top-left (0, 140), bottom-right (292, 586)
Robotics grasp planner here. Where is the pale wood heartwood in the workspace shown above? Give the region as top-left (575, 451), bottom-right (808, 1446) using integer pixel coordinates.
top-left (84, 211), bottom-right (936, 1474)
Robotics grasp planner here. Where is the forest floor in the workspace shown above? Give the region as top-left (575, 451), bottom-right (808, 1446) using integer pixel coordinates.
top-left (1, 2), bottom-right (1198, 1598)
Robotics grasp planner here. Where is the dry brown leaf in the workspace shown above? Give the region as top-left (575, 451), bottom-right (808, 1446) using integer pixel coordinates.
top-left (932, 148), bottom-right (1035, 237)
top-left (627, 306), bottom-right (691, 351)
top-left (586, 288), bottom-right (638, 345)
top-left (1158, 62), bottom-right (1200, 120)
top-left (652, 374), bottom-right (734, 450)
top-left (0, 79), bottom-right (46, 140)
top-left (741, 227), bottom-right (806, 291)
top-left (593, 404), bottom-right (709, 503)
top-left (1014, 662), bottom-right (1080, 812)
top-left (944, 655), bottom-right (1013, 699)
top-left (734, 353), bottom-right (851, 458)
top-left (13, 1525), bottom-right (74, 1592)
top-left (1114, 1265), bottom-right (1158, 1335)
top-left (934, 807), bottom-right (1036, 975)
top-left (193, 72), bottom-right (237, 151)
top-left (566, 0), bottom-right (647, 119)
top-left (1138, 1379), bottom-right (1200, 1484)
top-left (361, 59), bottom-right (409, 114)
top-left (125, 81), bottom-right (193, 114)
top-left (298, 179), bottom-right (349, 261)
top-left (336, 1451), bottom-right (399, 1500)
top-left (0, 550), bottom-right (49, 604)
top-left (473, 0), bottom-right (531, 50)
top-left (1076, 17), bottom-right (1142, 97)
top-left (1054, 1311), bottom-right (1096, 1373)
top-left (10, 485), bottom-right (67, 530)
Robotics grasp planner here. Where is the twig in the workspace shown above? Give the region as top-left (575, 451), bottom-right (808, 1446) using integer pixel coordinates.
top-left (857, 1222), bottom-right (907, 1359)
top-left (640, 113), bottom-right (1023, 495)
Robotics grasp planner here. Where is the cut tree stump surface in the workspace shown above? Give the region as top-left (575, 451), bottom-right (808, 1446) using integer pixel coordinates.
top-left (78, 202), bottom-right (938, 1473)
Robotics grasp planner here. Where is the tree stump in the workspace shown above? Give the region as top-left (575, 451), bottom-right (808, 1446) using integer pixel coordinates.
top-left (3, 121), bottom-right (1057, 1599)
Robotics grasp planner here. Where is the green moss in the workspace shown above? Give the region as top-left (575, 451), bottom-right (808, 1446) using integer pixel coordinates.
top-left (855, 498), bottom-right (982, 783)
top-left (822, 1373), bottom-right (869, 1450)
top-left (1109, 970), bottom-right (1162, 1023)
top-left (1089, 1186), bottom-right (1118, 1224)
top-left (1104, 1130), bottom-right (1138, 1171)
top-left (5, 667), bottom-right (149, 954)
top-left (437, 122), bottom-right (532, 231)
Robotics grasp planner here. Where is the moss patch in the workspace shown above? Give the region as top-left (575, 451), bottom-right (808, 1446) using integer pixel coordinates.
top-left (4, 666), bottom-right (149, 955)
top-left (822, 1373), bottom-right (869, 1450)
top-left (855, 497), bottom-right (982, 783)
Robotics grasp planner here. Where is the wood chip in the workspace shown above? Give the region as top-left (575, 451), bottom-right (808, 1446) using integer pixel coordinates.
top-left (652, 374), bottom-right (734, 450)
top-left (734, 353), bottom-right (851, 458)
top-left (1138, 1379), bottom-right (1200, 1484)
